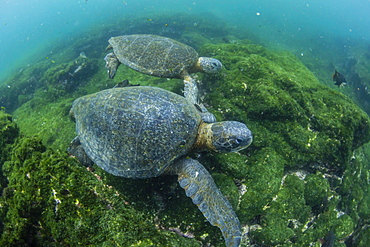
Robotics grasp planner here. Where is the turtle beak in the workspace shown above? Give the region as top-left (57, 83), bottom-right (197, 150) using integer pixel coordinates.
top-left (233, 135), bottom-right (253, 152)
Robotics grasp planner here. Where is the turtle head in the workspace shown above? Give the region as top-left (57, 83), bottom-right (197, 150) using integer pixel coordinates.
top-left (196, 121), bottom-right (252, 153)
top-left (197, 57), bottom-right (222, 74)
top-left (104, 52), bottom-right (121, 79)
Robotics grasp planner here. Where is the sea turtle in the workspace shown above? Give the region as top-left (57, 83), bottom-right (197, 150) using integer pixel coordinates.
top-left (104, 34), bottom-right (222, 106)
top-left (68, 86), bottom-right (253, 247)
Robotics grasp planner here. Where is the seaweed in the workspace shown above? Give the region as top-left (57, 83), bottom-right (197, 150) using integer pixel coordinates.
top-left (1, 13), bottom-right (370, 246)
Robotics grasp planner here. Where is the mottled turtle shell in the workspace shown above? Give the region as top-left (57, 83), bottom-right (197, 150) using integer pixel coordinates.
top-left (108, 34), bottom-right (199, 78)
top-left (70, 86), bottom-right (202, 178)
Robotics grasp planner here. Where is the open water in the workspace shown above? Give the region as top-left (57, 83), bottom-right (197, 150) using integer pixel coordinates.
top-left (1, 0), bottom-right (370, 83)
top-left (1, 1), bottom-right (370, 246)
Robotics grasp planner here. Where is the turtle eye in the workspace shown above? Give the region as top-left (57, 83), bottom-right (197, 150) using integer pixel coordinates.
top-left (235, 138), bottom-right (243, 145)
top-left (211, 62), bottom-right (221, 70)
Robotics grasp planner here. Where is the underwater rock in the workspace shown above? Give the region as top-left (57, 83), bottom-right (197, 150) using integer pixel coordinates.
top-left (0, 136), bottom-right (200, 246)
top-left (197, 42), bottom-right (370, 245)
top-left (0, 64), bottom-right (48, 112)
top-left (0, 109), bottom-right (19, 191)
top-left (2, 19), bottom-right (370, 245)
top-left (199, 42), bottom-right (370, 172)
top-left (43, 55), bottom-right (99, 99)
top-left (0, 109), bottom-right (19, 151)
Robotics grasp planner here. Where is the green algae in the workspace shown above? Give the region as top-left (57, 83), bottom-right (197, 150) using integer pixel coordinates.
top-left (196, 42), bottom-right (370, 245)
top-left (0, 109), bottom-right (19, 196)
top-left (0, 109), bottom-right (19, 157)
top-left (42, 55), bottom-right (99, 100)
top-left (200, 42), bottom-right (370, 169)
top-left (0, 61), bottom-right (52, 112)
top-left (0, 136), bottom-right (199, 246)
top-left (304, 174), bottom-right (330, 208)
top-left (5, 40), bottom-right (369, 246)
top-left (3, 39), bottom-right (369, 246)
top-left (250, 175), bottom-right (310, 245)
top-left (12, 97), bottom-right (75, 150)
top-left (0, 13), bottom-right (369, 246)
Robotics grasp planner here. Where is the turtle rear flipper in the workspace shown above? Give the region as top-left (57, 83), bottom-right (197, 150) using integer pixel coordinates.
top-left (167, 158), bottom-right (242, 247)
top-left (67, 137), bottom-right (94, 167)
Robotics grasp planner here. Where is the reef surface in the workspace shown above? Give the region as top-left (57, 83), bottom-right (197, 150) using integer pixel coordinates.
top-left (1, 13), bottom-right (370, 246)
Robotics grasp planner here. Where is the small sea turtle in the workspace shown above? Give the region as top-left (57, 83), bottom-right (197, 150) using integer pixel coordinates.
top-left (104, 34), bottom-right (222, 106)
top-left (68, 86), bottom-right (252, 247)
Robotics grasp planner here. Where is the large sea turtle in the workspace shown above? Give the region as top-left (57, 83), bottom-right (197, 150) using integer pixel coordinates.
top-left (68, 86), bottom-right (253, 247)
top-left (104, 34), bottom-right (222, 106)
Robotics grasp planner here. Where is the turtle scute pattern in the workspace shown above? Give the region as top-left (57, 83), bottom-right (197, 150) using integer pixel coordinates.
top-left (105, 34), bottom-right (222, 116)
top-left (72, 86), bottom-right (201, 178)
top-left (69, 86), bottom-right (250, 247)
top-left (109, 34), bottom-right (198, 78)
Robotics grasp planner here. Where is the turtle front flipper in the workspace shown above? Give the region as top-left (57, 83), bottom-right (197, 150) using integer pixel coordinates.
top-left (183, 74), bottom-right (199, 105)
top-left (195, 103), bottom-right (216, 123)
top-left (183, 74), bottom-right (216, 123)
top-left (104, 52), bottom-right (121, 79)
top-left (166, 158), bottom-right (242, 247)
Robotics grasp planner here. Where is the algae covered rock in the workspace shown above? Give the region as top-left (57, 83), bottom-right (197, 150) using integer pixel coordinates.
top-left (0, 136), bottom-right (199, 246)
top-left (200, 42), bottom-right (370, 171)
top-left (0, 109), bottom-right (19, 157)
top-left (2, 34), bottom-right (370, 246)
top-left (0, 109), bottom-right (19, 190)
top-left (42, 54), bottom-right (99, 100)
top-left (0, 62), bottom-right (49, 112)
top-left (195, 42), bottom-right (370, 245)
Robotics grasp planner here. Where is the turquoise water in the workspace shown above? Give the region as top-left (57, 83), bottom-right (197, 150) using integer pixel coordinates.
top-left (1, 0), bottom-right (369, 82)
top-left (2, 1), bottom-right (370, 246)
